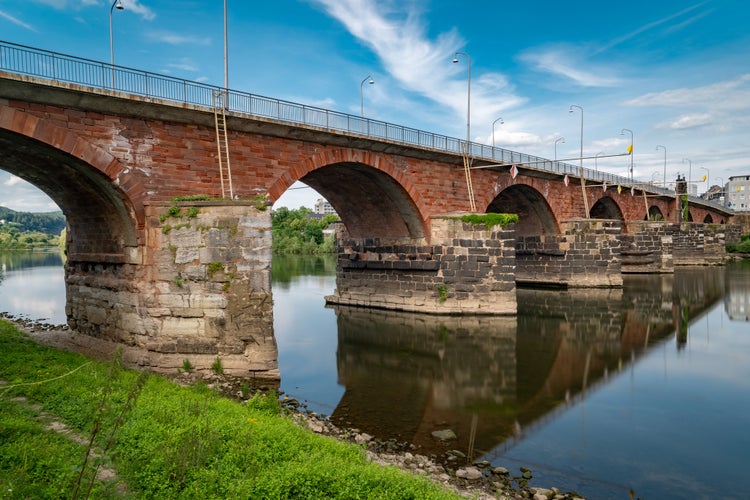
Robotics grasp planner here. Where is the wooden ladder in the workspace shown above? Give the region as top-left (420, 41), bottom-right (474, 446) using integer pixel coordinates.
top-left (213, 90), bottom-right (234, 199)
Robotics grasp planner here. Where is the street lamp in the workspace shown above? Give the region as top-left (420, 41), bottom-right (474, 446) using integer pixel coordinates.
top-left (569, 105), bottom-right (583, 171)
top-left (595, 151), bottom-right (605, 171)
top-left (224, 0), bottom-right (228, 91)
top-left (569, 104), bottom-right (588, 218)
top-left (682, 158), bottom-right (692, 193)
top-left (700, 166), bottom-right (709, 192)
top-left (452, 52), bottom-right (471, 153)
top-left (554, 137), bottom-right (565, 160)
top-left (656, 145), bottom-right (667, 188)
top-left (109, 0), bottom-right (124, 86)
top-left (492, 117), bottom-right (503, 149)
top-left (360, 75), bottom-right (374, 118)
top-left (620, 128), bottom-right (634, 181)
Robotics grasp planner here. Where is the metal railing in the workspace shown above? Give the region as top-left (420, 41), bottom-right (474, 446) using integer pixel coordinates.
top-left (0, 40), bottom-right (728, 212)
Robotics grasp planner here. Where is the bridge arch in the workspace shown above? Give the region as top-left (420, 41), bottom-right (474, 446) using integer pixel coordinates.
top-left (648, 206), bottom-right (665, 221)
top-left (590, 196), bottom-right (625, 223)
top-left (0, 108), bottom-right (140, 260)
top-left (485, 184), bottom-right (558, 236)
top-left (703, 214), bottom-right (714, 223)
top-left (268, 149), bottom-right (427, 240)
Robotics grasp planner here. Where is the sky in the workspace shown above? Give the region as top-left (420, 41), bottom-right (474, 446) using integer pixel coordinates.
top-left (1, 0), bottom-right (749, 212)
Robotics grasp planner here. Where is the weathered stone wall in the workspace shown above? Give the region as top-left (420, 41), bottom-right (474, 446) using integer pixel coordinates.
top-left (621, 221), bottom-right (675, 274)
top-left (672, 222), bottom-right (740, 265)
top-left (515, 219), bottom-right (623, 287)
top-left (728, 213), bottom-right (750, 236)
top-left (66, 202), bottom-right (277, 382)
top-left (326, 217), bottom-right (517, 314)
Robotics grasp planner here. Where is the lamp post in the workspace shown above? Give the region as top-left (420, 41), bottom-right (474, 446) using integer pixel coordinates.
top-left (491, 117), bottom-right (503, 149)
top-left (700, 166), bottom-right (709, 194)
top-left (569, 104), bottom-right (589, 218)
top-left (554, 137), bottom-right (565, 160)
top-left (224, 0), bottom-right (228, 91)
top-left (656, 145), bottom-right (666, 188)
top-left (360, 75), bottom-right (374, 118)
top-left (109, 0), bottom-right (124, 87)
top-left (620, 128), bottom-right (634, 181)
top-left (682, 158), bottom-right (692, 193)
top-left (569, 105), bottom-right (583, 171)
top-left (716, 176), bottom-right (725, 205)
top-left (452, 52), bottom-right (471, 153)
top-left (595, 151), bottom-right (605, 172)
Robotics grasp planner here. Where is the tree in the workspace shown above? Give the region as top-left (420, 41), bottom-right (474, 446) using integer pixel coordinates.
top-left (271, 207), bottom-right (338, 254)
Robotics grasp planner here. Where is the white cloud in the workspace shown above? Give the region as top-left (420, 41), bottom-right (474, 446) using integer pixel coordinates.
top-left (519, 45), bottom-right (622, 88)
top-left (595, 1), bottom-right (711, 54)
top-left (165, 58), bottom-right (199, 72)
top-left (0, 174), bottom-right (58, 212)
top-left (3, 175), bottom-right (26, 187)
top-left (29, 0), bottom-right (154, 19)
top-left (121, 0), bottom-right (155, 21)
top-left (311, 0), bottom-right (525, 130)
top-left (0, 10), bottom-right (37, 31)
top-left (667, 113), bottom-right (713, 130)
top-left (625, 74), bottom-right (750, 109)
top-left (148, 31), bottom-right (211, 46)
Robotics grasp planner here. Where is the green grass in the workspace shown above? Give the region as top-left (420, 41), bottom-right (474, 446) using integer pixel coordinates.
top-left (0, 320), bottom-right (458, 499)
top-left (727, 233), bottom-right (750, 253)
top-left (455, 213), bottom-right (519, 228)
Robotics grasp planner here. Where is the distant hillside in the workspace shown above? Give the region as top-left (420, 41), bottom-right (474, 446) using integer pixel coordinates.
top-left (0, 206), bottom-right (66, 235)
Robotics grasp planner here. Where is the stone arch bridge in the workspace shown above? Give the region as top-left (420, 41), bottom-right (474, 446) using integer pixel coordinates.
top-left (0, 42), bottom-right (736, 380)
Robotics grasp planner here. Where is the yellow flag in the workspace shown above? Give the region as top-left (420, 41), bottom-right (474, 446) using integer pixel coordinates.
top-left (617, 185), bottom-right (622, 194)
top-left (627, 144), bottom-right (633, 154)
top-left (701, 175), bottom-right (707, 182)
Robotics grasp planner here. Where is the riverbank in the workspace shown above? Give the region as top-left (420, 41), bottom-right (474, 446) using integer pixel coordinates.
top-left (1, 315), bottom-right (586, 499)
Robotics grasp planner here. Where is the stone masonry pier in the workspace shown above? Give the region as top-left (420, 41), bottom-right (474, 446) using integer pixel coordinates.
top-left (327, 217), bottom-right (517, 314)
top-left (65, 202), bottom-right (278, 382)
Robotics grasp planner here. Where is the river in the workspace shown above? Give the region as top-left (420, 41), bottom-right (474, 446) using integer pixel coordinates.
top-left (2, 250), bottom-right (749, 499)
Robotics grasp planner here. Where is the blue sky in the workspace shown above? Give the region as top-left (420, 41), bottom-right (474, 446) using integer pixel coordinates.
top-left (1, 0), bottom-right (748, 211)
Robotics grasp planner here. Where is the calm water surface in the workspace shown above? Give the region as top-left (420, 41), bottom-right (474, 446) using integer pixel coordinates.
top-left (0, 249), bottom-right (66, 324)
top-left (2, 251), bottom-right (749, 499)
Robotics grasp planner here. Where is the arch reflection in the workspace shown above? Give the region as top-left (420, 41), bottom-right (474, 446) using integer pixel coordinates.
top-left (328, 268), bottom-right (726, 460)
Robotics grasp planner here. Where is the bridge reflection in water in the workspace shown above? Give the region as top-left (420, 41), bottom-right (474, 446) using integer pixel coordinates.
top-left (327, 267), bottom-right (726, 462)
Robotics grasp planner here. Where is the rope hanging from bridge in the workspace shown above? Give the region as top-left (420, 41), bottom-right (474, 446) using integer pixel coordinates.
top-left (213, 90), bottom-right (234, 200)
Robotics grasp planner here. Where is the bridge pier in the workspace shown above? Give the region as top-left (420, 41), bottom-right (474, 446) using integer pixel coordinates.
top-left (65, 201), bottom-right (278, 383)
top-left (515, 219), bottom-right (623, 288)
top-left (621, 221), bottom-right (742, 271)
top-left (326, 216), bottom-right (517, 314)
top-left (672, 222), bottom-right (740, 265)
top-left (621, 221), bottom-right (675, 273)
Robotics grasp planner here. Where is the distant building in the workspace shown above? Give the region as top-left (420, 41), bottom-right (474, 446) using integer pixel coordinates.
top-left (726, 175), bottom-right (750, 212)
top-left (314, 198), bottom-right (337, 216)
top-left (702, 184), bottom-right (725, 204)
